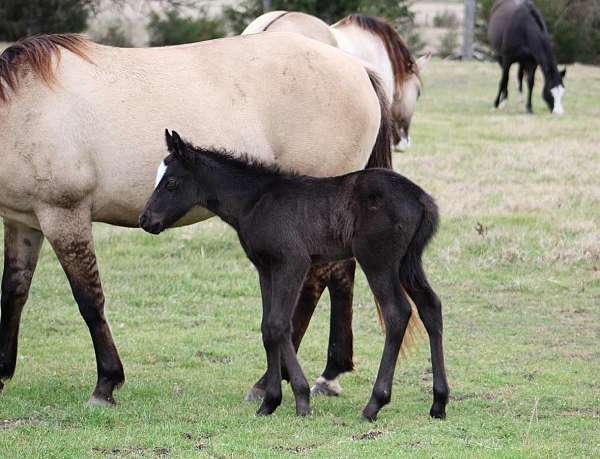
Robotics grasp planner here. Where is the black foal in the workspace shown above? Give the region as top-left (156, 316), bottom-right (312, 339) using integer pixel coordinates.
top-left (140, 130), bottom-right (449, 421)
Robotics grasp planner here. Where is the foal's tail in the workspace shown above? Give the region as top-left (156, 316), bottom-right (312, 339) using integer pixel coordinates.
top-left (397, 190), bottom-right (440, 353)
top-left (364, 67), bottom-right (426, 352)
top-left (365, 68), bottom-right (393, 169)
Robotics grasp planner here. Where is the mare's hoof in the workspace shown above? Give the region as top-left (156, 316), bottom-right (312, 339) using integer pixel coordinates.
top-left (310, 377), bottom-right (341, 397)
top-left (244, 385), bottom-right (265, 402)
top-left (429, 406), bottom-right (446, 419)
top-left (88, 395), bottom-right (116, 407)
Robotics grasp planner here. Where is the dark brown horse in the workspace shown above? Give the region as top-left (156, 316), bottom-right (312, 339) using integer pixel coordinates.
top-left (140, 130), bottom-right (449, 421)
top-left (488, 0), bottom-right (566, 114)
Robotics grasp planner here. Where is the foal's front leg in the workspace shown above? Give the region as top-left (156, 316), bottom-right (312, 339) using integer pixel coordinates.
top-left (257, 261), bottom-right (311, 416)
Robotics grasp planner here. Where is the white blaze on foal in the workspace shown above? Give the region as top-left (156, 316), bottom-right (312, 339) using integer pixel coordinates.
top-left (155, 161), bottom-right (167, 188)
top-left (551, 85), bottom-right (565, 115)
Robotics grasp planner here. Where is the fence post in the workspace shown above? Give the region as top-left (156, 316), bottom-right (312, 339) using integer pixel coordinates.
top-left (462, 0), bottom-right (476, 60)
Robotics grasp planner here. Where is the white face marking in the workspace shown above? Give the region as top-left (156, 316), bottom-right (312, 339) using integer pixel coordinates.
top-left (154, 160), bottom-right (167, 188)
top-left (551, 85), bottom-right (565, 115)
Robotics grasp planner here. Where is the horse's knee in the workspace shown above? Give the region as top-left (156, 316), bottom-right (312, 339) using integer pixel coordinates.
top-left (1, 267), bottom-right (34, 306)
top-left (262, 318), bottom-right (290, 346)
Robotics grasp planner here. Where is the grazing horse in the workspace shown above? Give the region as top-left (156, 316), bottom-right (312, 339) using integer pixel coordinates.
top-left (244, 12), bottom-right (431, 151)
top-left (0, 32), bottom-right (392, 405)
top-left (488, 0), bottom-right (566, 114)
top-left (243, 10), bottom-right (430, 400)
top-left (140, 130), bottom-right (449, 421)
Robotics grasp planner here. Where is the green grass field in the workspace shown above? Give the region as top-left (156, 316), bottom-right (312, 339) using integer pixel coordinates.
top-left (1, 60), bottom-right (599, 458)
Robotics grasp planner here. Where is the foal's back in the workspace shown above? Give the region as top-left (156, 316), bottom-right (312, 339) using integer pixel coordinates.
top-left (242, 169), bottom-right (428, 264)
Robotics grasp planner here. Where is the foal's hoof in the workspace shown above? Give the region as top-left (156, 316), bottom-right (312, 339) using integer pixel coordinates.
top-left (244, 384), bottom-right (265, 402)
top-left (429, 404), bottom-right (446, 419)
top-left (361, 407), bottom-right (378, 422)
top-left (0, 380), bottom-right (4, 393)
top-left (310, 377), bottom-right (341, 397)
top-left (296, 403), bottom-right (311, 417)
top-left (88, 395), bottom-right (116, 407)
top-left (256, 402), bottom-right (277, 416)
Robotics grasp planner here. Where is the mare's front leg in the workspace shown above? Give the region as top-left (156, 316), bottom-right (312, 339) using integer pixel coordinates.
top-left (257, 260), bottom-right (311, 416)
top-left (0, 220), bottom-right (44, 392)
top-left (37, 206), bottom-right (124, 405)
top-left (526, 66), bottom-right (537, 114)
top-left (359, 265), bottom-right (412, 422)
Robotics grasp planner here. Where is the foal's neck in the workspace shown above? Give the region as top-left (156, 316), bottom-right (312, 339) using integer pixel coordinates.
top-left (191, 151), bottom-right (278, 227)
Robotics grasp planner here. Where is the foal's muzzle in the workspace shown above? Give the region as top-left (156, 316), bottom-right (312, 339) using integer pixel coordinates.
top-left (139, 212), bottom-right (164, 235)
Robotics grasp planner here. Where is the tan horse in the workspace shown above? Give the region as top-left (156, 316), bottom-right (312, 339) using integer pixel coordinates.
top-left (243, 12), bottom-right (431, 151)
top-left (0, 33), bottom-right (392, 405)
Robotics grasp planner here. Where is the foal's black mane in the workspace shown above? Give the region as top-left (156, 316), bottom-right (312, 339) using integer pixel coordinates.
top-left (171, 141), bottom-right (299, 179)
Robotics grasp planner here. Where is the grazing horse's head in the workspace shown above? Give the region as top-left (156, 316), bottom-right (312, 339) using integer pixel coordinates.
top-left (391, 53), bottom-right (431, 151)
top-left (543, 67), bottom-right (566, 115)
top-left (140, 130), bottom-right (199, 234)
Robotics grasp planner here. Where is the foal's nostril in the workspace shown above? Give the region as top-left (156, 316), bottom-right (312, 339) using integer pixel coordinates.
top-left (139, 213), bottom-right (149, 228)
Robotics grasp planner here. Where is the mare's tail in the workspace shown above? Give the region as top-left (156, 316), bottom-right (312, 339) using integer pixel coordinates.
top-left (364, 68), bottom-right (393, 169)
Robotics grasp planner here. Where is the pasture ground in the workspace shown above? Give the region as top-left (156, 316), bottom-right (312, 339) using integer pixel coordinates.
top-left (1, 60), bottom-right (599, 458)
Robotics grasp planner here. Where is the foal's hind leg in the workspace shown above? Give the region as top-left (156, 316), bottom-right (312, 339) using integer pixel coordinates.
top-left (403, 267), bottom-right (449, 419)
top-left (359, 267), bottom-right (412, 422)
top-left (37, 207), bottom-right (124, 405)
top-left (0, 220), bottom-right (43, 392)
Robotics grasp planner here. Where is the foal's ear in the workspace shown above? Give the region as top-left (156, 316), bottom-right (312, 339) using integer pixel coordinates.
top-left (560, 67), bottom-right (567, 80)
top-left (165, 129), bottom-right (174, 152)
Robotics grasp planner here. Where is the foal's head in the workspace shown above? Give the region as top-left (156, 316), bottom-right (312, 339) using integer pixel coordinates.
top-left (139, 130), bottom-right (200, 234)
top-left (542, 67), bottom-right (566, 115)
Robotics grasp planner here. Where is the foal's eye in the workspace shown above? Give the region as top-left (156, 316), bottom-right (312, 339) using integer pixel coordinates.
top-left (165, 178), bottom-right (178, 191)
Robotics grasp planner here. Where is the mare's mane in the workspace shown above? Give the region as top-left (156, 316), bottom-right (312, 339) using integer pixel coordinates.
top-left (337, 14), bottom-right (417, 93)
top-left (0, 34), bottom-right (92, 102)
top-left (173, 140), bottom-right (299, 179)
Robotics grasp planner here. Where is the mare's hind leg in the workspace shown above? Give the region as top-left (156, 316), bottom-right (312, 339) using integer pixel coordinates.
top-left (517, 63), bottom-right (525, 94)
top-left (495, 60), bottom-right (511, 109)
top-left (359, 266), bottom-right (412, 422)
top-left (313, 259), bottom-right (356, 397)
top-left (37, 207), bottom-right (124, 405)
top-left (0, 220), bottom-right (43, 392)
top-left (403, 267), bottom-right (449, 419)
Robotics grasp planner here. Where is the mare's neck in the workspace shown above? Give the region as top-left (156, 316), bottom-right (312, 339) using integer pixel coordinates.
top-left (537, 37), bottom-right (561, 87)
top-left (331, 25), bottom-right (395, 103)
top-left (191, 154), bottom-right (275, 228)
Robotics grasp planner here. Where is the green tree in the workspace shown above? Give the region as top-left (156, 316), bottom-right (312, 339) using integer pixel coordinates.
top-left (0, 0), bottom-right (92, 40)
top-left (148, 8), bottom-right (226, 46)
